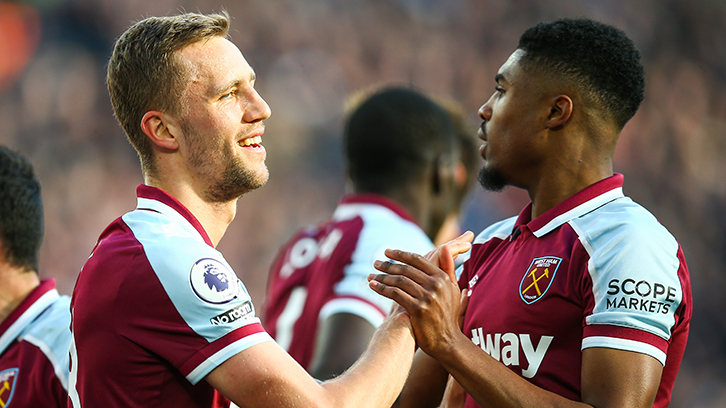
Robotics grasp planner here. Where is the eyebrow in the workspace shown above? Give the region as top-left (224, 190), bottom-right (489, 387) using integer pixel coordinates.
top-left (213, 72), bottom-right (256, 96)
top-left (495, 73), bottom-right (506, 84)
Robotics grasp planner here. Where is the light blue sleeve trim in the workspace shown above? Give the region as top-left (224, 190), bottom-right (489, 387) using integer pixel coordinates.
top-left (318, 298), bottom-right (386, 328)
top-left (458, 217), bottom-right (515, 281)
top-left (21, 296), bottom-right (72, 390)
top-left (582, 336), bottom-right (666, 365)
top-left (185, 332), bottom-right (273, 384)
top-left (472, 217), bottom-right (516, 245)
top-left (336, 210), bottom-right (433, 313)
top-left (122, 208), bottom-right (262, 343)
top-left (573, 198), bottom-right (683, 341)
top-left (0, 290), bottom-right (59, 355)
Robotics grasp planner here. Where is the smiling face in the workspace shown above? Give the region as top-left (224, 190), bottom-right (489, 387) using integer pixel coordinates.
top-left (174, 36), bottom-right (271, 203)
top-left (477, 49), bottom-right (552, 191)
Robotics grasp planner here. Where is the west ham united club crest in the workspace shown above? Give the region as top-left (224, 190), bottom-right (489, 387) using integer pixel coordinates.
top-left (0, 368), bottom-right (18, 407)
top-left (189, 258), bottom-right (240, 304)
top-left (519, 256), bottom-right (562, 304)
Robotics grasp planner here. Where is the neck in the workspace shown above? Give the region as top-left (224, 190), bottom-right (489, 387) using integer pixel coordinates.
top-left (528, 147), bottom-right (614, 220)
top-left (0, 264), bottom-right (40, 325)
top-left (364, 184), bottom-right (438, 240)
top-left (524, 120), bottom-right (618, 219)
top-left (144, 175), bottom-right (236, 247)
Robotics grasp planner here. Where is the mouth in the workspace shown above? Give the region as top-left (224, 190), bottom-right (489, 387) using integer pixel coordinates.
top-left (477, 124), bottom-right (487, 142)
top-left (238, 135), bottom-right (263, 148)
top-left (477, 126), bottom-right (487, 157)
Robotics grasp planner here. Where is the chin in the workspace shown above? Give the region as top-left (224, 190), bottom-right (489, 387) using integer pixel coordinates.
top-left (478, 166), bottom-right (508, 192)
top-left (206, 167), bottom-right (269, 202)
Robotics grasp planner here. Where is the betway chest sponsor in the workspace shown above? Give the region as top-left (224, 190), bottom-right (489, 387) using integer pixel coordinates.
top-left (470, 329), bottom-right (553, 378)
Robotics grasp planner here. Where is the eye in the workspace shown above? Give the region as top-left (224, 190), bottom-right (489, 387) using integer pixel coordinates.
top-left (495, 86), bottom-right (505, 95)
top-left (221, 90), bottom-right (237, 100)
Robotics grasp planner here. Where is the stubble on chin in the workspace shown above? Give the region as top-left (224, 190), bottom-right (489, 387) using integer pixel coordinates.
top-left (205, 161), bottom-right (268, 203)
top-left (478, 165), bottom-right (508, 192)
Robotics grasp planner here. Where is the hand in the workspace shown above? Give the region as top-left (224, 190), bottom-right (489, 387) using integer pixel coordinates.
top-left (367, 246), bottom-right (467, 357)
top-left (423, 231), bottom-right (475, 281)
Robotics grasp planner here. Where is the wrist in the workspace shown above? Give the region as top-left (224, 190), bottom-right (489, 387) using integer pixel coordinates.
top-left (429, 329), bottom-right (468, 363)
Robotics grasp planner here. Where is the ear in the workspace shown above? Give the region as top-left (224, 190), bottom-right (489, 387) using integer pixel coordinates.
top-left (431, 156), bottom-right (444, 195)
top-left (546, 94), bottom-right (573, 130)
top-left (432, 155), bottom-right (456, 196)
top-left (453, 161), bottom-right (467, 189)
top-left (140, 111), bottom-right (183, 151)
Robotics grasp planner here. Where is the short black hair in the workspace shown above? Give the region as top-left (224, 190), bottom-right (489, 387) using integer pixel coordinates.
top-left (518, 18), bottom-right (645, 129)
top-left (0, 146), bottom-right (44, 272)
top-left (344, 87), bottom-right (456, 194)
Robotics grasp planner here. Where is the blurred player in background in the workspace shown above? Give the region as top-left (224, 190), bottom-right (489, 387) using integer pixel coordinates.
top-left (68, 11), bottom-right (459, 408)
top-left (370, 18), bottom-right (692, 408)
top-left (264, 86), bottom-right (464, 379)
top-left (0, 145), bottom-right (71, 408)
top-left (434, 101), bottom-right (481, 246)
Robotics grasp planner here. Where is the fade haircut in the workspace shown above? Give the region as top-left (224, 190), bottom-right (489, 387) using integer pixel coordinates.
top-left (107, 12), bottom-right (230, 173)
top-left (517, 18), bottom-right (645, 129)
top-left (344, 86), bottom-right (456, 195)
top-left (0, 146), bottom-right (43, 273)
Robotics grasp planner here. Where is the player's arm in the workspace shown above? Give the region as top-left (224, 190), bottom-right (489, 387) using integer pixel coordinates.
top-left (205, 308), bottom-right (415, 408)
top-left (370, 248), bottom-right (663, 408)
top-left (308, 312), bottom-right (377, 380)
top-left (392, 348), bottom-right (450, 408)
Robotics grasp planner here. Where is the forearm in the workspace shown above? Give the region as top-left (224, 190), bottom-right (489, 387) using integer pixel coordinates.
top-left (394, 349), bottom-right (449, 408)
top-left (436, 334), bottom-right (589, 408)
top-left (309, 313), bottom-right (378, 381)
top-left (322, 312), bottom-right (416, 408)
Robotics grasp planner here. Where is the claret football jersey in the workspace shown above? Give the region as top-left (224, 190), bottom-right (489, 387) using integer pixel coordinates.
top-left (264, 194), bottom-right (433, 369)
top-left (69, 185), bottom-right (272, 408)
top-left (0, 279), bottom-right (70, 408)
top-left (457, 174), bottom-right (691, 407)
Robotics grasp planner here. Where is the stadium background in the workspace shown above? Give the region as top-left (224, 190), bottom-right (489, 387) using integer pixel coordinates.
top-left (0, 0), bottom-right (724, 406)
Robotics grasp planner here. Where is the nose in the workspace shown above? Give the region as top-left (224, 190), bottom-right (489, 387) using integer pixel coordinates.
top-left (244, 88), bottom-right (272, 123)
top-left (478, 96), bottom-right (493, 122)
top-left (479, 91), bottom-right (498, 122)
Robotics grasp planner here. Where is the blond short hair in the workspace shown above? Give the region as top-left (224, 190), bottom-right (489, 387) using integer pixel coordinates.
top-left (106, 12), bottom-right (230, 173)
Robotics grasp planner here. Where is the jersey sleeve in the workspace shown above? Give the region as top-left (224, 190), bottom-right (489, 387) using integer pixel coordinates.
top-left (327, 219), bottom-right (434, 327)
top-left (120, 211), bottom-right (273, 384)
top-left (21, 296), bottom-right (72, 393)
top-left (573, 202), bottom-right (688, 365)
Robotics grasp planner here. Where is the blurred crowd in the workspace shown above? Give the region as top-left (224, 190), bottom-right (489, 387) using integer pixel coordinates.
top-left (0, 0), bottom-right (724, 406)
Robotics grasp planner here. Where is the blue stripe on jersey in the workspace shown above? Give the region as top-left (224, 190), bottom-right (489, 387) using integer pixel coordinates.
top-left (472, 216), bottom-right (516, 245)
top-left (186, 332), bottom-right (272, 384)
top-left (122, 199), bottom-right (269, 344)
top-left (456, 216), bottom-right (516, 279)
top-left (571, 196), bottom-right (682, 341)
top-left (333, 203), bottom-right (434, 315)
top-left (0, 290), bottom-right (59, 355)
top-left (21, 295), bottom-right (72, 390)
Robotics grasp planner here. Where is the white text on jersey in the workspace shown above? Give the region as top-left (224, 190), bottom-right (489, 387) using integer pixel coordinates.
top-left (470, 329), bottom-right (553, 378)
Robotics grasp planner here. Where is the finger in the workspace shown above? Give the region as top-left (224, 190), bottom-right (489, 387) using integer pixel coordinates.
top-left (446, 231), bottom-right (474, 258)
top-left (368, 277), bottom-right (418, 312)
top-left (423, 231), bottom-right (473, 263)
top-left (438, 244), bottom-right (457, 284)
top-left (372, 259), bottom-right (436, 289)
top-left (380, 250), bottom-right (443, 279)
top-left (446, 231), bottom-right (474, 247)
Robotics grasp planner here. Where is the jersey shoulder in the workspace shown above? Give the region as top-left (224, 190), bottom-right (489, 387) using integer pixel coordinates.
top-left (20, 295), bottom-right (72, 389)
top-left (463, 216), bottom-right (517, 262)
top-left (570, 196), bottom-right (682, 284)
